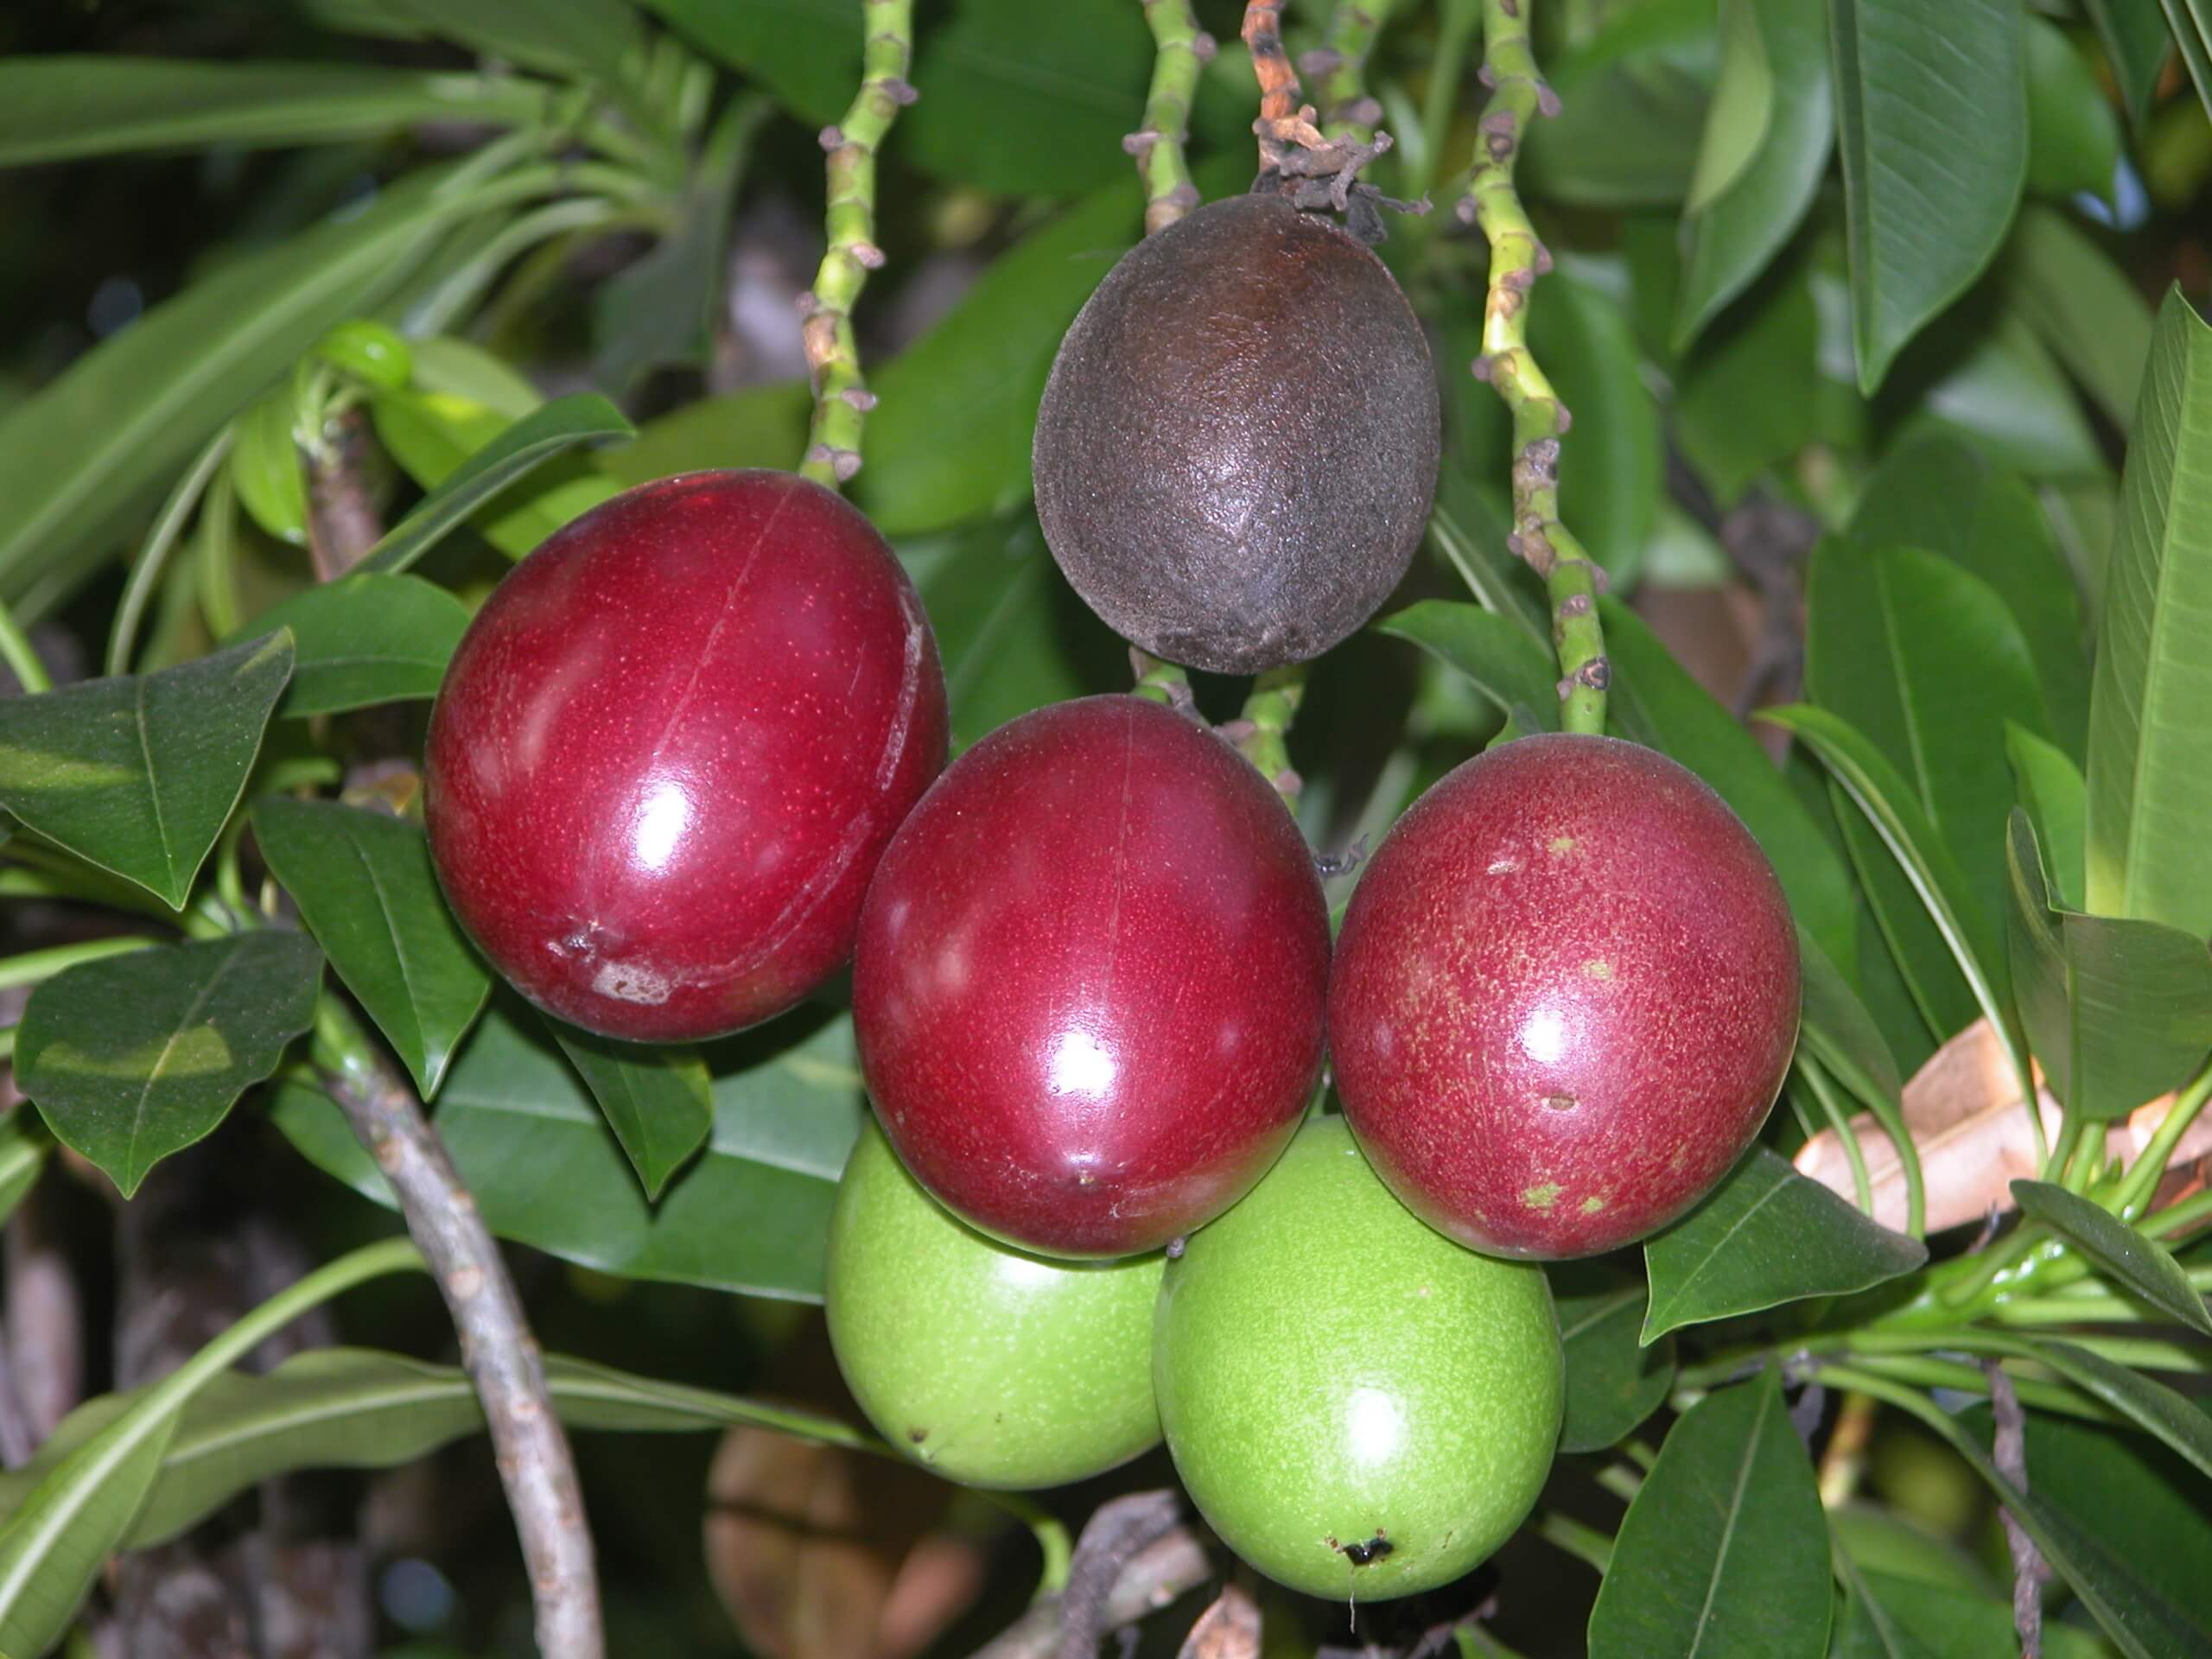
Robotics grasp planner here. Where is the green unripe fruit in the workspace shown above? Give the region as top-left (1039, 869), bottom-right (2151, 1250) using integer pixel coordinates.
top-left (1154, 1117), bottom-right (1562, 1600)
top-left (826, 1122), bottom-right (1164, 1490)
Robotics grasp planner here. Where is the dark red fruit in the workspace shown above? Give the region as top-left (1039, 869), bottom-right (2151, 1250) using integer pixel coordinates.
top-left (1327, 734), bottom-right (1800, 1259)
top-left (852, 696), bottom-right (1330, 1258)
top-left (424, 469), bottom-right (946, 1045)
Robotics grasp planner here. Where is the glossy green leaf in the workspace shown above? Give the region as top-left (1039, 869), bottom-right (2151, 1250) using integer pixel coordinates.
top-left (0, 58), bottom-right (552, 166)
top-left (2026, 18), bottom-right (2126, 200)
top-left (1846, 434), bottom-right (2092, 760)
top-left (0, 1344), bottom-right (868, 1554)
top-left (1684, 0), bottom-right (1771, 213)
top-left (315, 320), bottom-right (412, 391)
top-left (1588, 1367), bottom-right (1831, 1658)
top-left (2005, 206), bottom-right (2156, 437)
top-left (231, 573), bottom-right (471, 718)
top-left (272, 999), bottom-right (865, 1300)
top-left (1829, 0), bottom-right (2028, 391)
top-left (1840, 1567), bottom-right (2133, 1659)
top-left (0, 632), bottom-right (293, 908)
top-left (2086, 289), bottom-right (2212, 941)
top-left (1428, 505), bottom-right (1550, 644)
top-left (361, 391), bottom-right (633, 573)
top-left (853, 179), bottom-right (1142, 536)
top-left (2005, 810), bottom-right (2212, 1121)
top-left (2006, 722), bottom-right (2087, 910)
top-left (1643, 1148), bottom-right (1928, 1343)
top-left (1676, 0), bottom-right (1832, 344)
top-left (365, 0), bottom-right (645, 84)
top-left (638, 0), bottom-right (849, 130)
top-left (2016, 1336), bottom-right (2212, 1482)
top-left (2012, 1179), bottom-right (2212, 1334)
top-left (406, 335), bottom-right (543, 415)
top-left (229, 385), bottom-right (308, 549)
top-left (1521, 0), bottom-right (1716, 207)
top-left (2086, 0), bottom-right (2176, 127)
top-left (1602, 599), bottom-right (1859, 982)
top-left (1528, 273), bottom-right (1662, 581)
top-left (1554, 1269), bottom-right (1675, 1454)
top-left (0, 1116), bottom-right (48, 1235)
top-left (2163, 1), bottom-right (2212, 125)
top-left (548, 1022), bottom-right (713, 1202)
top-left (1796, 925), bottom-right (1904, 1112)
top-left (1376, 601), bottom-right (1563, 729)
top-left (251, 799), bottom-right (490, 1100)
top-left (1903, 311), bottom-right (2107, 481)
top-left (16, 931), bottom-right (324, 1198)
top-left (601, 380), bottom-right (811, 486)
top-left (1674, 266), bottom-right (1821, 505)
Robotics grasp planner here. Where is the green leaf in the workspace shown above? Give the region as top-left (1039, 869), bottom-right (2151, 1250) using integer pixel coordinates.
top-left (0, 632), bottom-right (293, 908)
top-left (2014, 1336), bottom-right (2212, 1482)
top-left (1520, 0), bottom-right (1717, 207)
top-left (1829, 0), bottom-right (2029, 391)
top-left (1375, 601), bottom-right (1563, 729)
top-left (271, 999), bottom-right (864, 1300)
top-left (1841, 1567), bottom-right (2136, 1659)
top-left (0, 1344), bottom-right (868, 1554)
top-left (1796, 925), bottom-right (1904, 1114)
top-left (1427, 505), bottom-right (1550, 644)
top-left (1602, 599), bottom-right (1859, 982)
top-left (547, 1022), bottom-right (713, 1202)
top-left (1643, 1148), bottom-right (1928, 1343)
top-left (2086, 289), bottom-right (2212, 940)
top-left (1904, 310), bottom-right (2107, 480)
top-left (1554, 1268), bottom-right (1675, 1454)
top-left (251, 799), bottom-right (490, 1100)
top-left (231, 573), bottom-right (470, 718)
top-left (1528, 273), bottom-right (1662, 581)
top-left (406, 335), bottom-right (543, 415)
top-left (365, 0), bottom-right (645, 84)
top-left (2026, 18), bottom-right (2126, 200)
top-left (1846, 434), bottom-right (2092, 762)
top-left (1674, 265), bottom-right (1821, 505)
top-left (0, 1116), bottom-right (48, 1235)
top-left (853, 178), bottom-right (1143, 536)
top-left (369, 387), bottom-right (620, 561)
top-left (1762, 703), bottom-right (2020, 1071)
top-left (0, 58), bottom-right (552, 166)
top-left (2085, 0), bottom-right (2176, 127)
top-left (2005, 206), bottom-right (2157, 437)
top-left (361, 391), bottom-right (634, 573)
top-left (1588, 1366), bottom-right (1832, 1659)
top-left (229, 385), bottom-right (308, 549)
top-left (2011, 1179), bottom-right (2212, 1334)
top-left (2005, 810), bottom-right (2212, 1122)
top-left (1684, 0), bottom-right (1771, 213)
top-left (1676, 0), bottom-right (1832, 344)
top-left (2007, 723), bottom-right (2088, 911)
top-left (601, 380), bottom-right (811, 485)
top-left (16, 931), bottom-right (324, 1198)
top-left (2163, 1), bottom-right (2212, 127)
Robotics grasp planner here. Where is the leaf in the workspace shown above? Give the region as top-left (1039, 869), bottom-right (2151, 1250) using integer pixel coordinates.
top-left (547, 1021), bottom-right (713, 1202)
top-left (1676, 0), bottom-right (1832, 344)
top-left (406, 335), bottom-right (543, 415)
top-left (601, 379), bottom-right (812, 485)
top-left (16, 931), bottom-right (323, 1197)
top-left (271, 998), bottom-right (865, 1300)
top-left (251, 799), bottom-right (490, 1100)
top-left (2011, 1179), bottom-right (2212, 1334)
top-left (1527, 273), bottom-right (1662, 581)
top-left (1761, 703), bottom-right (2020, 1075)
top-left (1643, 1148), bottom-right (1928, 1342)
top-left (1587, 1367), bottom-right (1832, 1659)
top-left (1841, 1567), bottom-right (2140, 1659)
top-left (1828, 0), bottom-right (2029, 391)
top-left (360, 392), bottom-right (635, 574)
top-left (1554, 1268), bottom-right (1675, 1454)
top-left (2005, 810), bottom-right (2212, 1122)
top-left (2085, 0), bottom-right (2177, 127)
top-left (0, 58), bottom-right (553, 166)
top-left (2163, 0), bottom-right (2212, 126)
top-left (2086, 289), bottom-right (2212, 940)
top-left (1520, 0), bottom-right (1718, 207)
top-left (1845, 434), bottom-right (2092, 762)
top-left (0, 632), bottom-right (294, 908)
top-left (231, 573), bottom-right (471, 718)
top-left (365, 0), bottom-right (645, 85)
top-left (1427, 504), bottom-right (1550, 644)
top-left (1673, 265), bottom-right (1821, 505)
top-left (2007, 723), bottom-right (2087, 910)
top-left (371, 388), bottom-right (624, 561)
top-left (1796, 926), bottom-right (1904, 1114)
top-left (229, 384), bottom-right (308, 549)
top-left (2026, 18), bottom-right (2126, 200)
top-left (2014, 1336), bottom-right (2212, 1482)
top-left (0, 1116), bottom-right (48, 1234)
top-left (1602, 600), bottom-right (1859, 982)
top-left (1375, 601), bottom-right (1563, 729)
top-left (2005, 205), bottom-right (2157, 436)
top-left (1904, 310), bottom-right (2107, 480)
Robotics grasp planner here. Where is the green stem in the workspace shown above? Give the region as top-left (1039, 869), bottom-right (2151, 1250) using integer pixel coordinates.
top-left (1536, 1510), bottom-right (1613, 1575)
top-left (0, 594), bottom-right (48, 695)
top-left (1129, 649), bottom-right (1192, 708)
top-left (109, 421), bottom-right (232, 673)
top-left (2111, 1058), bottom-right (2212, 1219)
top-left (2142, 1185), bottom-right (2212, 1242)
top-left (405, 198), bottom-right (639, 336)
top-left (1316, 0), bottom-right (1396, 143)
top-left (1592, 1462), bottom-right (1641, 1503)
top-left (798, 0), bottom-right (917, 488)
top-left (195, 467), bottom-right (242, 642)
top-left (1134, 0), bottom-right (1208, 234)
top-left (0, 937), bottom-right (156, 991)
top-left (1464, 0), bottom-right (1607, 734)
top-left (981, 1491), bottom-right (1073, 1599)
top-left (2043, 1104), bottom-right (2090, 1193)
top-left (1232, 664), bottom-right (1307, 806)
top-left (1834, 1353), bottom-right (2114, 1423)
top-left (1800, 1052), bottom-right (1873, 1217)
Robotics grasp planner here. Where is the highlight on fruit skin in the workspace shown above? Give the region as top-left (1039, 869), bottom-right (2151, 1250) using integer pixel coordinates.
top-left (825, 1122), bottom-right (1164, 1491)
top-left (1033, 192), bottom-right (1441, 676)
top-left (850, 693), bottom-right (1332, 1260)
top-left (1327, 732), bottom-right (1802, 1260)
top-left (1154, 1116), bottom-right (1563, 1600)
top-left (423, 468), bottom-right (947, 1045)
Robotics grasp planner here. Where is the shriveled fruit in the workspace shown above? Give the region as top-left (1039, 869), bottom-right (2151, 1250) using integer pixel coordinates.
top-left (826, 1122), bottom-right (1163, 1491)
top-left (424, 469), bottom-right (946, 1044)
top-left (1154, 1117), bottom-right (1561, 1600)
top-left (851, 695), bottom-right (1330, 1258)
top-left (1328, 733), bottom-right (1801, 1258)
top-left (1033, 193), bottom-right (1440, 675)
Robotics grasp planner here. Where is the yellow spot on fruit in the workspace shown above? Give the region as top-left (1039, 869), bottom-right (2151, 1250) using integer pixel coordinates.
top-left (1582, 959), bottom-right (1613, 980)
top-left (1548, 836), bottom-right (1575, 857)
top-left (1581, 1196), bottom-right (1607, 1214)
top-left (1522, 1182), bottom-right (1563, 1211)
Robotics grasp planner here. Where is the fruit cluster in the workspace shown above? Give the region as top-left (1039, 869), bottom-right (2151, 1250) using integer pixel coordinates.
top-left (422, 194), bottom-right (1801, 1605)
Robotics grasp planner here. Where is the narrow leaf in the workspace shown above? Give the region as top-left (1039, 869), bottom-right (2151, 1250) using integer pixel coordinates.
top-left (1554, 1269), bottom-right (1675, 1454)
top-left (1376, 601), bottom-right (1562, 728)
top-left (2005, 205), bottom-right (2157, 436)
top-left (232, 573), bottom-right (471, 717)
top-left (2005, 723), bottom-right (2087, 912)
top-left (367, 387), bottom-right (621, 561)
top-left (2084, 0), bottom-right (2176, 127)
top-left (2015, 1337), bottom-right (2212, 1482)
top-left (2011, 1179), bottom-right (2212, 1335)
top-left (548, 1020), bottom-right (713, 1201)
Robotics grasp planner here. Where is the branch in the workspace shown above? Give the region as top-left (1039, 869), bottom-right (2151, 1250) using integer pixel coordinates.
top-left (305, 407), bottom-right (385, 583)
top-left (1459, 0), bottom-right (1608, 735)
top-left (315, 998), bottom-right (602, 1658)
top-left (798, 0), bottom-right (917, 487)
top-left (1304, 0), bottom-right (1395, 142)
top-left (1129, 1), bottom-right (1212, 235)
top-left (1983, 1361), bottom-right (2045, 1659)
top-left (971, 1491), bottom-right (1212, 1659)
top-left (1243, 0), bottom-right (1398, 213)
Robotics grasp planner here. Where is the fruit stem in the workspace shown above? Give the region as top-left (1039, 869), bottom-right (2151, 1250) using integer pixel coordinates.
top-left (0, 594), bottom-right (48, 695)
top-left (2109, 1057), bottom-right (2212, 1220)
top-left (1535, 1510), bottom-right (1614, 1575)
top-left (980, 1490), bottom-right (1074, 1599)
top-left (798, 0), bottom-right (917, 489)
top-left (1460, 0), bottom-right (1610, 736)
top-left (1133, 0), bottom-right (1211, 235)
top-left (1231, 664), bottom-right (1308, 805)
top-left (1313, 0), bottom-right (1395, 143)
top-left (1128, 647), bottom-right (1194, 709)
